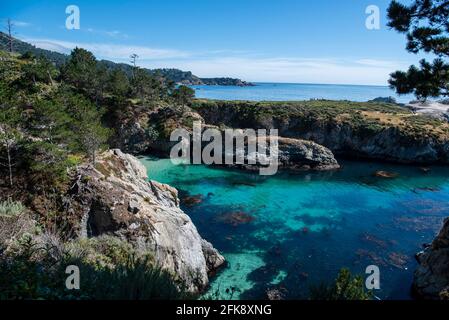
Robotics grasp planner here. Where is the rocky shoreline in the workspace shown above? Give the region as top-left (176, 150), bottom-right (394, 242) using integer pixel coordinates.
top-left (113, 105), bottom-right (341, 172)
top-left (64, 149), bottom-right (225, 293)
top-left (191, 100), bottom-right (449, 165)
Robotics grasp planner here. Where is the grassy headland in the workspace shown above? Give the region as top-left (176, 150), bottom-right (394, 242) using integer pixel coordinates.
top-left (190, 99), bottom-right (449, 163)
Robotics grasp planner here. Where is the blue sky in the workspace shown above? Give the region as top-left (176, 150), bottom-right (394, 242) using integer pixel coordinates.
top-left (0, 0), bottom-right (433, 85)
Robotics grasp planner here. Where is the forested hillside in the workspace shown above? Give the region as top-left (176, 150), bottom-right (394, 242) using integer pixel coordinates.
top-left (0, 32), bottom-right (253, 86)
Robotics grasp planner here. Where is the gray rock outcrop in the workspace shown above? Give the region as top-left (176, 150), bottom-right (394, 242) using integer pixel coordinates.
top-left (222, 136), bottom-right (340, 172)
top-left (413, 218), bottom-right (449, 299)
top-left (65, 149), bottom-right (225, 293)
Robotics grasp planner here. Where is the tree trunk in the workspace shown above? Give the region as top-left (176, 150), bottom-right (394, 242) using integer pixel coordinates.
top-left (92, 150), bottom-right (96, 166)
top-left (7, 146), bottom-right (12, 187)
top-left (47, 70), bottom-right (53, 85)
top-left (7, 19), bottom-right (13, 53)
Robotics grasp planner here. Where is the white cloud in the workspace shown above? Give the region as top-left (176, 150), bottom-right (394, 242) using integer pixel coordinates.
top-left (355, 59), bottom-right (401, 68)
top-left (26, 38), bottom-right (190, 61)
top-left (142, 57), bottom-right (406, 85)
top-left (28, 40), bottom-right (73, 54)
top-left (25, 37), bottom-right (405, 85)
top-left (13, 21), bottom-right (31, 27)
top-left (0, 19), bottom-right (31, 27)
top-left (85, 28), bottom-right (129, 39)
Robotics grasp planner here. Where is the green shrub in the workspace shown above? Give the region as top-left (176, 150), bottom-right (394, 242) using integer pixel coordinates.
top-left (0, 198), bottom-right (25, 217)
top-left (0, 235), bottom-right (189, 300)
top-left (309, 268), bottom-right (373, 301)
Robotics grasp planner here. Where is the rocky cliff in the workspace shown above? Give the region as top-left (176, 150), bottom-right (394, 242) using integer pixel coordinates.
top-left (112, 105), bottom-right (340, 171)
top-left (414, 218), bottom-right (449, 299)
top-left (191, 100), bottom-right (449, 164)
top-left (64, 149), bottom-right (224, 293)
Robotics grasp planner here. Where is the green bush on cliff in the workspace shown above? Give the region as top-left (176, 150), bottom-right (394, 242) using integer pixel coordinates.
top-left (0, 235), bottom-right (188, 300)
top-left (309, 268), bottom-right (373, 301)
top-left (191, 99), bottom-right (449, 142)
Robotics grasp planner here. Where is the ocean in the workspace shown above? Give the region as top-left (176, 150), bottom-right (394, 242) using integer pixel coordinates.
top-left (141, 157), bottom-right (449, 300)
top-left (192, 82), bottom-right (416, 103)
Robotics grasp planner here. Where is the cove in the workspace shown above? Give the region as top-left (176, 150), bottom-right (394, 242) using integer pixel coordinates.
top-left (139, 156), bottom-right (449, 300)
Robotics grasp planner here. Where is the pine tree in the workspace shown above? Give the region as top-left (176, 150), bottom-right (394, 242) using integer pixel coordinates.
top-left (387, 0), bottom-right (449, 99)
top-left (62, 48), bottom-right (98, 96)
top-left (171, 85), bottom-right (195, 105)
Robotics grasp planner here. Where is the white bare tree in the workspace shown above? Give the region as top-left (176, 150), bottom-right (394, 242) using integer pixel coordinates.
top-left (4, 19), bottom-right (15, 53)
top-left (0, 124), bottom-right (20, 187)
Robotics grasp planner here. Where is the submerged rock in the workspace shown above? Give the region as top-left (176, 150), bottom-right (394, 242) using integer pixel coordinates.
top-left (355, 249), bottom-right (387, 267)
top-left (374, 171), bottom-right (399, 179)
top-left (360, 232), bottom-right (389, 248)
top-left (394, 216), bottom-right (444, 232)
top-left (414, 218), bottom-right (449, 299)
top-left (420, 167), bottom-right (431, 174)
top-left (217, 211), bottom-right (255, 227)
top-left (64, 149), bottom-right (225, 293)
top-left (181, 194), bottom-right (203, 207)
top-left (388, 252), bottom-right (409, 269)
top-left (413, 187), bottom-right (441, 193)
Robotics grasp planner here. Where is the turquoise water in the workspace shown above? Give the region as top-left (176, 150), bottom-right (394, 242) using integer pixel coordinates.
top-left (193, 83), bottom-right (416, 103)
top-left (140, 157), bottom-right (449, 300)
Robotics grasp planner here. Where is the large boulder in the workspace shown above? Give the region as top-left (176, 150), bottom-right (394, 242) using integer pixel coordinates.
top-left (65, 149), bottom-right (224, 293)
top-left (222, 136), bottom-right (340, 172)
top-left (413, 218), bottom-right (449, 299)
top-left (271, 136), bottom-right (340, 171)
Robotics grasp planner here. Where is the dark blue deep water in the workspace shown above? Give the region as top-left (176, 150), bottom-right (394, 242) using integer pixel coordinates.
top-left (140, 158), bottom-right (449, 300)
top-left (193, 83), bottom-right (416, 103)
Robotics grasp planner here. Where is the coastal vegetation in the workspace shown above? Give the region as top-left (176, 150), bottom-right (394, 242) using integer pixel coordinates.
top-left (0, 201), bottom-right (187, 300)
top-left (0, 46), bottom-right (196, 299)
top-left (191, 98), bottom-right (449, 138)
top-left (310, 269), bottom-right (373, 301)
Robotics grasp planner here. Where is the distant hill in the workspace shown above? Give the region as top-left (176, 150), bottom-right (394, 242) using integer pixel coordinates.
top-left (201, 77), bottom-right (254, 86)
top-left (0, 32), bottom-right (254, 86)
top-left (0, 32), bottom-right (67, 66)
